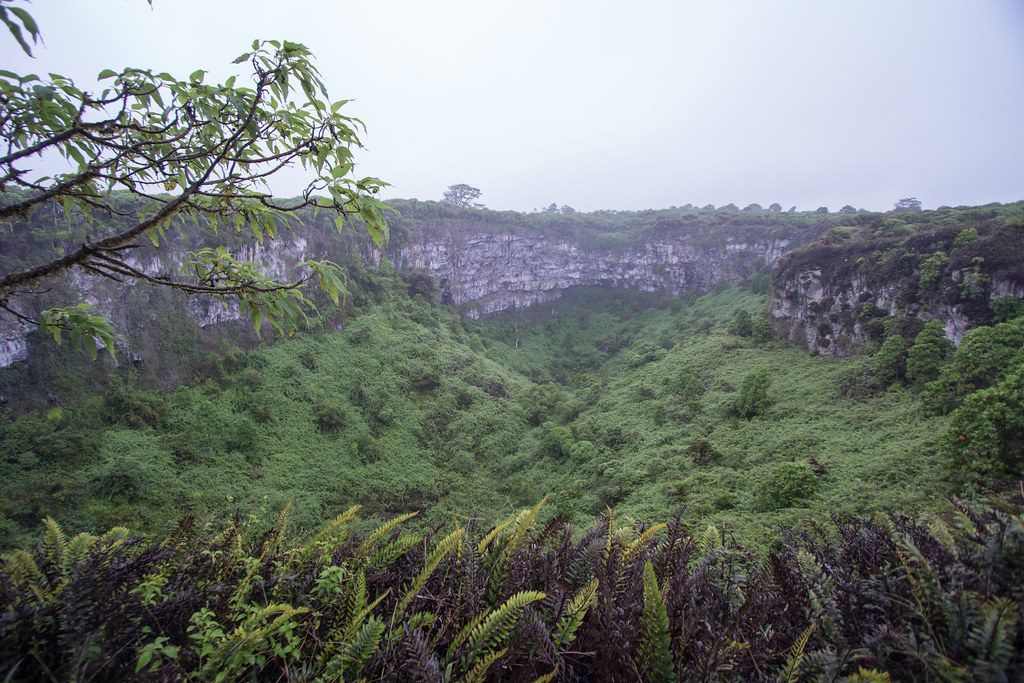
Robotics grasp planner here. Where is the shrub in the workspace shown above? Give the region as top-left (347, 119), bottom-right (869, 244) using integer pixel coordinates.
top-left (874, 335), bottom-right (908, 387)
top-left (730, 368), bottom-right (772, 419)
top-left (756, 461), bottom-right (819, 510)
top-left (906, 321), bottom-right (953, 388)
top-left (943, 364), bottom-right (1024, 476)
top-left (991, 296), bottom-right (1024, 323)
top-left (685, 439), bottom-right (718, 465)
top-left (750, 315), bottom-right (773, 343)
top-left (952, 227), bottom-right (978, 250)
top-left (314, 400), bottom-right (349, 434)
top-left (917, 251), bottom-right (949, 295)
top-left (727, 309), bottom-right (753, 337)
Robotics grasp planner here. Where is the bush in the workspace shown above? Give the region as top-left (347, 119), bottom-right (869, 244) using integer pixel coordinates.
top-left (730, 368), bottom-right (771, 419)
top-left (906, 321), bottom-right (953, 388)
top-left (727, 309), bottom-right (753, 337)
top-left (943, 364), bottom-right (1024, 476)
top-left (874, 335), bottom-right (908, 387)
top-left (991, 296), bottom-right (1024, 323)
top-left (917, 251), bottom-right (949, 295)
top-left (314, 400), bottom-right (349, 433)
top-left (756, 461), bottom-right (819, 510)
top-left (685, 439), bottom-right (718, 465)
top-left (750, 315), bottom-right (773, 343)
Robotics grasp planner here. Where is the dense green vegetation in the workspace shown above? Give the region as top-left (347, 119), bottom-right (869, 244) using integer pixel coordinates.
top-left (2, 265), bottom-right (981, 550)
top-left (3, 495), bottom-right (1022, 680)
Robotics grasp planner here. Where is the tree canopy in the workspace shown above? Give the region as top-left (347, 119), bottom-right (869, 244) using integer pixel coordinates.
top-left (0, 2), bottom-right (390, 351)
top-left (441, 183), bottom-right (483, 208)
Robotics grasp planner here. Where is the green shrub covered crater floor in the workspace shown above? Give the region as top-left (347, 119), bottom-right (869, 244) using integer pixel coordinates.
top-left (0, 278), bottom-right (963, 550)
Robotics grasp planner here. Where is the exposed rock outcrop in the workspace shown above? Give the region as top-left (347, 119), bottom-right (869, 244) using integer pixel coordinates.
top-left (0, 207), bottom-right (830, 367)
top-left (770, 218), bottom-right (1024, 355)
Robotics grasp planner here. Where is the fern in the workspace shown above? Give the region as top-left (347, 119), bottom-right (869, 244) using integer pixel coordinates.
top-left (395, 527), bottom-right (464, 616)
top-left (354, 511), bottom-right (419, 562)
top-left (776, 624), bottom-right (814, 683)
top-left (486, 498), bottom-right (545, 603)
top-left (553, 578), bottom-right (598, 648)
top-left (621, 523), bottom-right (666, 566)
top-left (40, 517), bottom-right (66, 573)
top-left (293, 504), bottom-right (361, 566)
top-left (966, 597), bottom-right (1017, 671)
top-left (459, 647), bottom-right (507, 683)
top-left (452, 590), bottom-right (545, 669)
top-left (638, 562), bottom-right (674, 683)
top-left (697, 524), bottom-right (723, 556)
top-left (338, 616), bottom-right (385, 678)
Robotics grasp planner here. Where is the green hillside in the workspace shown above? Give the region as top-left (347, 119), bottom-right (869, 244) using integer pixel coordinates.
top-left (0, 268), bottom-right (961, 549)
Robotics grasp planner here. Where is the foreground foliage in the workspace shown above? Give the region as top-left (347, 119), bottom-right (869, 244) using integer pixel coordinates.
top-left (1, 498), bottom-right (1022, 681)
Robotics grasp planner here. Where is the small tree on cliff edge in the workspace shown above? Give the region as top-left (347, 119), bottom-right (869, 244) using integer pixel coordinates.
top-left (441, 183), bottom-right (483, 208)
top-left (0, 2), bottom-right (390, 354)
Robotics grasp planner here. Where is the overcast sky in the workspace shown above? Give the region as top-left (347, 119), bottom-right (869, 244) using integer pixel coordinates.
top-left (9, 1), bottom-right (1024, 212)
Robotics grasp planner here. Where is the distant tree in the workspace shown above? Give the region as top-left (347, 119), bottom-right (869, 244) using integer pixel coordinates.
top-left (768, 203), bottom-right (782, 212)
top-left (874, 335), bottom-right (908, 386)
top-left (731, 368), bottom-right (772, 419)
top-left (560, 205), bottom-right (576, 214)
top-left (702, 204), bottom-right (715, 211)
top-left (992, 296), bottom-right (1024, 323)
top-left (681, 203), bottom-right (694, 210)
top-left (816, 206), bottom-right (829, 214)
top-left (727, 309), bottom-right (753, 337)
top-left (543, 202), bottom-right (558, 213)
top-left (839, 205), bottom-right (857, 214)
top-left (442, 184), bottom-right (483, 208)
top-left (742, 203), bottom-right (762, 211)
top-left (944, 364), bottom-right (1024, 476)
top-left (720, 203), bottom-right (738, 211)
top-left (906, 321), bottom-right (953, 387)
top-left (787, 206), bottom-right (797, 213)
top-left (751, 315), bottom-right (773, 343)
top-left (952, 228), bottom-right (978, 250)
top-left (893, 197), bottom-right (923, 213)
top-left (756, 461), bottom-right (818, 510)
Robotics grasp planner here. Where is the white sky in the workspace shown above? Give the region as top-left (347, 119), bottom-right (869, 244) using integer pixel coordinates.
top-left (7, 0), bottom-right (1024, 211)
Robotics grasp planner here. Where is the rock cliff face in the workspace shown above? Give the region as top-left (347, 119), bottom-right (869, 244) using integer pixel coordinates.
top-left (392, 228), bottom-right (795, 318)
top-left (769, 217), bottom-right (1024, 355)
top-left (0, 210), bottom-right (826, 368)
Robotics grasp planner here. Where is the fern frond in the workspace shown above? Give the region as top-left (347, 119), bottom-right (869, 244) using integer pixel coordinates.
top-left (396, 527), bottom-right (464, 616)
top-left (966, 597), bottom-right (1017, 670)
top-left (260, 501), bottom-right (292, 561)
top-left (476, 513), bottom-right (517, 555)
top-left (366, 531), bottom-right (422, 572)
top-left (531, 669), bottom-right (558, 683)
top-left (487, 498), bottom-right (546, 602)
top-left (40, 517), bottom-right (66, 573)
top-left (3, 549), bottom-right (42, 590)
top-left (844, 667), bottom-right (891, 681)
top-left (776, 624), bottom-right (815, 683)
top-left (355, 511), bottom-right (419, 562)
top-left (927, 518), bottom-right (957, 556)
top-left (553, 579), bottom-right (598, 648)
top-left (295, 504), bottom-right (361, 565)
top-left (100, 526), bottom-right (130, 547)
top-left (453, 590), bottom-right (545, 667)
top-left (339, 616), bottom-right (385, 678)
top-left (622, 523), bottom-right (667, 566)
top-left (459, 647), bottom-right (506, 683)
top-left (639, 562), bottom-right (674, 682)
top-left (64, 533), bottom-right (96, 569)
top-left (698, 524), bottom-right (723, 556)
